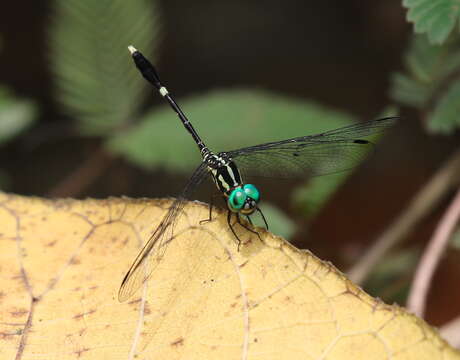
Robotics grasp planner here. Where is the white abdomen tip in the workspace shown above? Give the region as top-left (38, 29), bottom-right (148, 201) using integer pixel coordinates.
top-left (128, 45), bottom-right (137, 54)
top-left (159, 87), bottom-right (169, 96)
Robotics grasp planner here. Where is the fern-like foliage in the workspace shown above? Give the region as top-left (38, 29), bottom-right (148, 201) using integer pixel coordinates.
top-left (49, 0), bottom-right (161, 135)
top-left (403, 0), bottom-right (460, 45)
top-left (390, 35), bottom-right (460, 134)
top-left (429, 79), bottom-right (460, 132)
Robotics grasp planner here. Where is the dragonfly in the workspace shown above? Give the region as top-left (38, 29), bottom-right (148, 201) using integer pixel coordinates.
top-left (118, 45), bottom-right (397, 302)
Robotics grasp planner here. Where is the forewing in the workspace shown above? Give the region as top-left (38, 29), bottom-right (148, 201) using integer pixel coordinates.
top-left (226, 117), bottom-right (397, 179)
top-left (118, 162), bottom-right (209, 302)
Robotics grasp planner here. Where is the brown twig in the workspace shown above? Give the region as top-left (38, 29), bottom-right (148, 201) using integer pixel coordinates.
top-left (406, 186), bottom-right (460, 317)
top-left (47, 146), bottom-right (115, 198)
top-left (347, 148), bottom-right (460, 285)
top-left (440, 315), bottom-right (460, 348)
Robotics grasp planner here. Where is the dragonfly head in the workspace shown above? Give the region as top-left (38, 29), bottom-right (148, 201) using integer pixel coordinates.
top-left (227, 184), bottom-right (260, 215)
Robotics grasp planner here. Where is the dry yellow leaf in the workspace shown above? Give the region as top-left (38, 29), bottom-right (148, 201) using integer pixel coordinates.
top-left (0, 193), bottom-right (458, 359)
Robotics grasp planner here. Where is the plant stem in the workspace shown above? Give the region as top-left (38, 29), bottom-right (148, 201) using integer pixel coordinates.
top-left (407, 186), bottom-right (460, 317)
top-left (440, 315), bottom-right (460, 348)
top-left (347, 148), bottom-right (460, 284)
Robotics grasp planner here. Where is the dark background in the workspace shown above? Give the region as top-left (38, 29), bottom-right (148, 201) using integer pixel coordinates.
top-left (0, 0), bottom-right (459, 326)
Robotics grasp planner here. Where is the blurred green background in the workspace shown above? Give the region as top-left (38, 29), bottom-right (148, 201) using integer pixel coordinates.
top-left (0, 0), bottom-right (459, 328)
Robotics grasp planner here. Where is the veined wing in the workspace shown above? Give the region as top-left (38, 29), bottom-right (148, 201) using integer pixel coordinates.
top-left (224, 117), bottom-right (397, 178)
top-left (118, 162), bottom-right (209, 302)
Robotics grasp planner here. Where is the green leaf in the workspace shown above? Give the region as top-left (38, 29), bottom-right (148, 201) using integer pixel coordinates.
top-left (403, 0), bottom-right (460, 44)
top-left (0, 87), bottom-right (37, 144)
top-left (429, 80), bottom-right (460, 133)
top-left (389, 35), bottom-right (443, 108)
top-left (292, 172), bottom-right (349, 219)
top-left (49, 0), bottom-right (161, 135)
top-left (390, 73), bottom-right (432, 107)
top-left (107, 89), bottom-right (357, 172)
top-left (390, 34), bottom-right (460, 133)
top-left (252, 202), bottom-right (296, 240)
top-left (405, 35), bottom-right (447, 82)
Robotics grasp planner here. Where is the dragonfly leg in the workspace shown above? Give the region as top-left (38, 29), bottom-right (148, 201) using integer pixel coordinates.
top-left (256, 207), bottom-right (269, 231)
top-left (236, 213), bottom-right (262, 242)
top-left (227, 211), bottom-right (242, 250)
top-left (200, 193), bottom-right (220, 225)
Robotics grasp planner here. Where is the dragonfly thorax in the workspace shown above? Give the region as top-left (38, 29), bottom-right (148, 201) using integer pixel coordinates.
top-left (204, 152), bottom-right (260, 215)
top-left (205, 152), bottom-right (241, 192)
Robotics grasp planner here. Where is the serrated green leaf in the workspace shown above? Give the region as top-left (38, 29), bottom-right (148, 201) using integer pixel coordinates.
top-left (252, 202), bottom-right (296, 240)
top-left (389, 35), bottom-right (442, 108)
top-left (405, 35), bottom-right (460, 82)
top-left (429, 80), bottom-right (460, 133)
top-left (390, 34), bottom-right (460, 116)
top-left (49, 0), bottom-right (161, 135)
top-left (403, 0), bottom-right (460, 44)
top-left (0, 88), bottom-right (37, 144)
top-left (107, 89), bottom-right (356, 172)
top-left (405, 35), bottom-right (446, 82)
top-left (390, 72), bottom-right (431, 106)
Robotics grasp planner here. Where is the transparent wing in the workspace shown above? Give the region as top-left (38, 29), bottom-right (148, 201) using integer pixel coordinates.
top-left (118, 162), bottom-right (209, 302)
top-left (225, 117), bottom-right (397, 178)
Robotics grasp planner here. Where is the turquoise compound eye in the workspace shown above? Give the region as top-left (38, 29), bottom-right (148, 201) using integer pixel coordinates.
top-left (228, 187), bottom-right (247, 211)
top-left (243, 184), bottom-right (260, 202)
